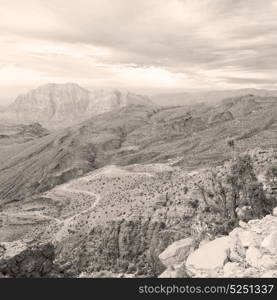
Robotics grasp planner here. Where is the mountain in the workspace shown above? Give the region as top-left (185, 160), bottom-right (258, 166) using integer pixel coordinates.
top-left (0, 94), bottom-right (276, 204)
top-left (151, 88), bottom-right (277, 106)
top-left (0, 93), bottom-right (277, 277)
top-left (0, 83), bottom-right (154, 128)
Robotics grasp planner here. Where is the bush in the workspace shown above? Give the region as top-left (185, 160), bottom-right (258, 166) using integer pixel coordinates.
top-left (195, 153), bottom-right (273, 234)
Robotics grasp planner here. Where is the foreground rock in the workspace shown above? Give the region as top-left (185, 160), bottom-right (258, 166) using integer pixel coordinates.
top-left (186, 236), bottom-right (230, 277)
top-left (160, 207), bottom-right (277, 278)
top-left (158, 237), bottom-right (195, 268)
top-left (0, 241), bottom-right (60, 278)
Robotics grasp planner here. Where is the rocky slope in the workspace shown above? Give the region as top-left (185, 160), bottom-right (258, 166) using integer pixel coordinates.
top-left (0, 83), bottom-right (153, 128)
top-left (0, 241), bottom-right (61, 278)
top-left (1, 95), bottom-right (277, 203)
top-left (159, 207), bottom-right (277, 278)
top-left (0, 147), bottom-right (275, 277)
top-left (0, 123), bottom-right (49, 148)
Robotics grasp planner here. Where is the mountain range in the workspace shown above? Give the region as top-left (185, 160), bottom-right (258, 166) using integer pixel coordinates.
top-left (0, 83), bottom-right (277, 278)
top-left (0, 83), bottom-right (153, 128)
top-left (151, 88), bottom-right (277, 106)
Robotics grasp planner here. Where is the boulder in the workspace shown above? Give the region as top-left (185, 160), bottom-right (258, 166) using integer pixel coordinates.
top-left (272, 207), bottom-right (277, 217)
top-left (158, 237), bottom-right (194, 268)
top-left (261, 270), bottom-right (277, 278)
top-left (223, 262), bottom-right (245, 278)
top-left (158, 264), bottom-right (187, 278)
top-left (229, 228), bottom-right (246, 262)
top-left (245, 246), bottom-right (262, 268)
top-left (186, 236), bottom-right (230, 277)
top-left (261, 230), bottom-right (277, 255)
top-left (259, 254), bottom-right (277, 270)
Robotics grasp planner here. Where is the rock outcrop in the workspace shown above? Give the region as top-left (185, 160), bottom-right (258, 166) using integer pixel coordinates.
top-left (186, 236), bottom-right (230, 277)
top-left (158, 237), bottom-right (195, 268)
top-left (0, 241), bottom-right (60, 278)
top-left (159, 207), bottom-right (277, 278)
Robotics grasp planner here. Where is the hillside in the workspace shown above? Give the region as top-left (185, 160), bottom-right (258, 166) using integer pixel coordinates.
top-left (0, 95), bottom-right (276, 204)
top-left (0, 123), bottom-right (49, 148)
top-left (0, 83), bottom-right (153, 128)
top-left (0, 147), bottom-right (276, 277)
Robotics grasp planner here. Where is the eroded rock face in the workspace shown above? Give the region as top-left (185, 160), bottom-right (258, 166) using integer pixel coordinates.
top-left (0, 241), bottom-right (60, 278)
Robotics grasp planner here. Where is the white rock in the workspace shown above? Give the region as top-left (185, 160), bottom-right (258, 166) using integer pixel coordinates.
top-left (272, 207), bottom-right (277, 217)
top-left (186, 236), bottom-right (230, 276)
top-left (261, 270), bottom-right (277, 278)
top-left (223, 262), bottom-right (245, 278)
top-left (261, 230), bottom-right (277, 255)
top-left (259, 254), bottom-right (277, 270)
top-left (159, 237), bottom-right (194, 268)
top-left (0, 241), bottom-right (27, 259)
top-left (239, 230), bottom-right (258, 248)
top-left (229, 228), bottom-right (246, 262)
top-left (239, 221), bottom-right (248, 229)
top-left (246, 246), bottom-right (262, 268)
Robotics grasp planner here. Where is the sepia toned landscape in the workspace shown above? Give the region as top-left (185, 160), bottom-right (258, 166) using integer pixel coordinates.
top-left (0, 0), bottom-right (277, 278)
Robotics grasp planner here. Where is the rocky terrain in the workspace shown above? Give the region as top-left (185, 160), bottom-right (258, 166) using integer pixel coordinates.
top-left (159, 207), bottom-right (277, 278)
top-left (0, 146), bottom-right (276, 277)
top-left (0, 123), bottom-right (49, 148)
top-left (0, 84), bottom-right (276, 278)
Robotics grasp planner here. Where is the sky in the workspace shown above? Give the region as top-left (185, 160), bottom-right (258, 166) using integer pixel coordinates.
top-left (1, 0), bottom-right (277, 104)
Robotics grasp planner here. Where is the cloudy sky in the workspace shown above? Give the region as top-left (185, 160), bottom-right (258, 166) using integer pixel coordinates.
top-left (1, 0), bottom-right (277, 103)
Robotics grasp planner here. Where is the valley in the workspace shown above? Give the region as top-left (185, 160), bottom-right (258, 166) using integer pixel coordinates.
top-left (0, 83), bottom-right (277, 278)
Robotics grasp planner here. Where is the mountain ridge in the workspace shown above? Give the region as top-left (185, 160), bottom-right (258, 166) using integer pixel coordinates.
top-left (0, 83), bottom-right (154, 128)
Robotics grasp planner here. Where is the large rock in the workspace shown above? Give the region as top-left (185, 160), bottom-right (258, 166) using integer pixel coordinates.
top-left (158, 237), bottom-right (194, 268)
top-left (186, 236), bottom-right (230, 277)
top-left (223, 262), bottom-right (245, 278)
top-left (261, 230), bottom-right (277, 255)
top-left (245, 246), bottom-right (262, 268)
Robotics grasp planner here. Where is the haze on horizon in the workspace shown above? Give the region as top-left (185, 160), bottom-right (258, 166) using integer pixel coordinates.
top-left (1, 0), bottom-right (277, 104)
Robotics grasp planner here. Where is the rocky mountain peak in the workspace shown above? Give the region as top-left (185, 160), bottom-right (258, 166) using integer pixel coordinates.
top-left (2, 83), bottom-right (153, 127)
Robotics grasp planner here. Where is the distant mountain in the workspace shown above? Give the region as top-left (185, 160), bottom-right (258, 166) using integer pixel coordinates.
top-left (0, 83), bottom-right (154, 128)
top-left (151, 88), bottom-right (277, 106)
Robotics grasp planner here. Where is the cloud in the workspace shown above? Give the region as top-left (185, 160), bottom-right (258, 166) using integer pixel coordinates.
top-left (0, 0), bottom-right (277, 103)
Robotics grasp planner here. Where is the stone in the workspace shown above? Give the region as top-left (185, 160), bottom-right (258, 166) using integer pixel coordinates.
top-left (261, 270), bottom-right (277, 278)
top-left (273, 207), bottom-right (277, 217)
top-left (158, 264), bottom-right (187, 278)
top-left (223, 262), bottom-right (245, 278)
top-left (158, 237), bottom-right (194, 268)
top-left (0, 241), bottom-right (27, 259)
top-left (245, 246), bottom-right (262, 268)
top-left (239, 230), bottom-right (258, 248)
top-left (261, 230), bottom-right (277, 255)
top-left (236, 206), bottom-right (253, 221)
top-left (186, 236), bottom-right (230, 277)
top-left (259, 254), bottom-right (277, 270)
top-left (239, 221), bottom-right (248, 229)
top-left (229, 228), bottom-right (246, 262)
